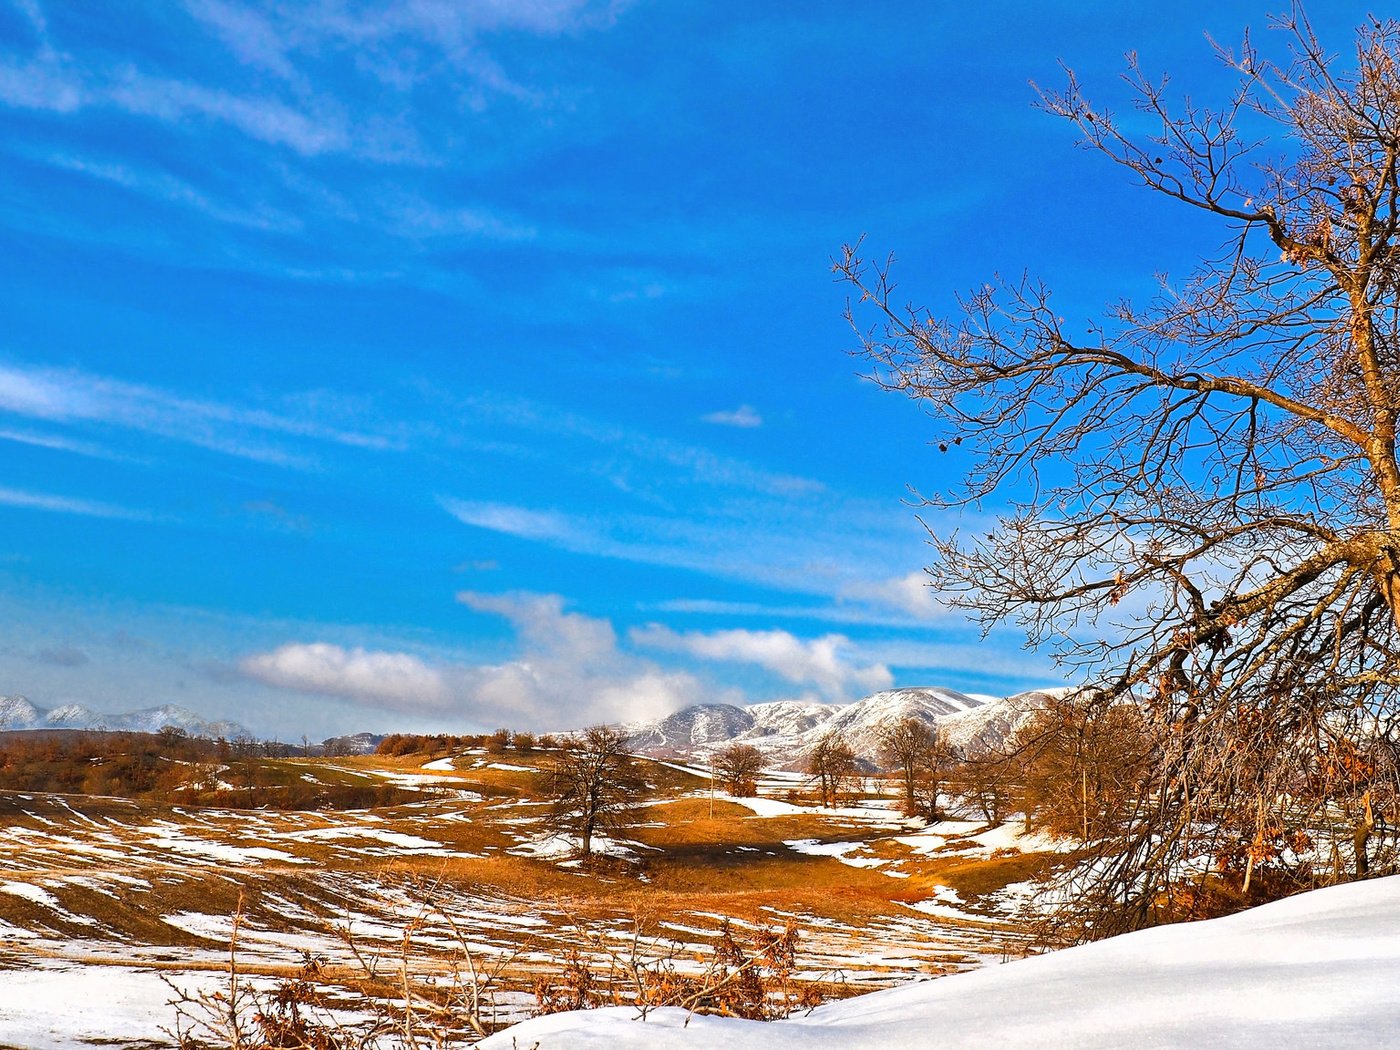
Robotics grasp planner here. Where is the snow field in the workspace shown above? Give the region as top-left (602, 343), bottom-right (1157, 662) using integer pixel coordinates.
top-left (482, 875), bottom-right (1400, 1049)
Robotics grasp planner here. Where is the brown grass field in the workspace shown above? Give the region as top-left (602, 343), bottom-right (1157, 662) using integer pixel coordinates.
top-left (0, 747), bottom-right (1071, 1044)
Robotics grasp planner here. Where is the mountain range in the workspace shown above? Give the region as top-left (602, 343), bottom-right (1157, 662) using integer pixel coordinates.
top-left (624, 685), bottom-right (1058, 769)
top-left (0, 696), bottom-right (249, 739)
top-left (0, 684), bottom-right (1060, 761)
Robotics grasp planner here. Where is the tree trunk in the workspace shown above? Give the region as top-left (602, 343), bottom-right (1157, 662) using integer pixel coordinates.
top-left (1354, 790), bottom-right (1374, 877)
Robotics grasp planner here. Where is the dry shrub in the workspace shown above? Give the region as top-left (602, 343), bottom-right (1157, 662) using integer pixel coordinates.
top-left (165, 889), bottom-right (521, 1049)
top-left (532, 915), bottom-right (823, 1022)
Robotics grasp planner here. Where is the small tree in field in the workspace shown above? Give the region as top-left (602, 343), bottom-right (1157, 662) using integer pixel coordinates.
top-left (713, 743), bottom-right (766, 797)
top-left (841, 11), bottom-right (1400, 936)
top-left (545, 725), bottom-right (650, 858)
top-left (806, 734), bottom-right (858, 808)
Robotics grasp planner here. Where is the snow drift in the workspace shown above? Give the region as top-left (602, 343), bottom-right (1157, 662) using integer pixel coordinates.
top-left (481, 875), bottom-right (1400, 1049)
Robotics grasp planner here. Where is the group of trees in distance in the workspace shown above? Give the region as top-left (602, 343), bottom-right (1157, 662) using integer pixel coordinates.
top-left (377, 729), bottom-right (557, 757)
top-left (0, 728), bottom-right (416, 809)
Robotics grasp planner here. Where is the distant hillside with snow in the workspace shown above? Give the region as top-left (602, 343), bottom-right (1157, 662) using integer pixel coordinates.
top-left (0, 695), bottom-right (248, 739)
top-left (625, 686), bottom-right (1058, 769)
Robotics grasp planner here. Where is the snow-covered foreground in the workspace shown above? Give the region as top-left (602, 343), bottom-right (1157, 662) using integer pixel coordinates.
top-left (482, 875), bottom-right (1400, 1049)
top-left (0, 963), bottom-right (231, 1048)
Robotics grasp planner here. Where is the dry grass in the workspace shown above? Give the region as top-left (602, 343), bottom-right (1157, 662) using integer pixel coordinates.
top-left (0, 747), bottom-right (1044, 1043)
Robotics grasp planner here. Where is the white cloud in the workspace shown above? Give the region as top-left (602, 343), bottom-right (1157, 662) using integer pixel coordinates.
top-left (449, 391), bottom-right (820, 497)
top-left (630, 624), bottom-right (892, 700)
top-left (39, 150), bottom-right (296, 231)
top-left (13, 0), bottom-right (48, 38)
top-left (0, 49), bottom-right (347, 155)
top-left (839, 570), bottom-right (944, 619)
top-left (456, 591), bottom-right (719, 726)
top-left (853, 637), bottom-right (1056, 685)
top-left (289, 1), bottom-right (624, 50)
top-left (0, 426), bottom-right (125, 461)
top-left (644, 596), bottom-right (937, 628)
top-left (240, 593), bottom-right (723, 728)
top-left (441, 496), bottom-right (956, 629)
top-left (702, 404), bottom-right (762, 428)
top-left (183, 0), bottom-right (299, 80)
top-left (239, 643), bottom-right (451, 710)
top-left (458, 590), bottom-right (617, 661)
top-left (0, 55), bottom-right (84, 112)
top-left (108, 72), bottom-right (349, 156)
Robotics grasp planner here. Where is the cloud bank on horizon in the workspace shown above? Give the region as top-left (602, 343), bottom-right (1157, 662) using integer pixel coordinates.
top-left (236, 592), bottom-right (901, 731)
top-left (2, 0), bottom-right (1372, 736)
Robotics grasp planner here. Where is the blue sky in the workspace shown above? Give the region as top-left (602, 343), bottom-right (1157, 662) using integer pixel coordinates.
top-left (0, 1), bottom-right (1378, 738)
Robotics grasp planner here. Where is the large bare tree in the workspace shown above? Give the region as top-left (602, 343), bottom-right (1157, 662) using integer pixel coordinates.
top-left (545, 725), bottom-right (650, 859)
top-left (839, 9), bottom-right (1400, 935)
top-left (713, 742), bottom-right (766, 797)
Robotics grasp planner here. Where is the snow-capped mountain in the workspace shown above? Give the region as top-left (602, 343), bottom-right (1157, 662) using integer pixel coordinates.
top-left (0, 695), bottom-right (248, 739)
top-left (625, 698), bottom-right (844, 756)
top-left (745, 699), bottom-right (845, 738)
top-left (939, 688), bottom-right (1067, 757)
top-left (626, 703), bottom-right (758, 752)
top-left (807, 687), bottom-right (988, 762)
top-left (626, 686), bottom-right (1054, 770)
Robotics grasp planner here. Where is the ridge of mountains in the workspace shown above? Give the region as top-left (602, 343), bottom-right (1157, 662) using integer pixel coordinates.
top-left (0, 684), bottom-right (1061, 762)
top-left (0, 695), bottom-right (249, 740)
top-left (624, 685), bottom-right (1060, 769)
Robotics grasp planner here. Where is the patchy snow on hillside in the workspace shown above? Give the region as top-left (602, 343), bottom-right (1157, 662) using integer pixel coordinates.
top-left (480, 875), bottom-right (1400, 1049)
top-left (625, 686), bottom-right (1070, 770)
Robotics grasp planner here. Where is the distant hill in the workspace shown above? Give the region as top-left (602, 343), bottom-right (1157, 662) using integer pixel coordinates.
top-left (0, 695), bottom-right (249, 740)
top-left (625, 685), bottom-right (1059, 770)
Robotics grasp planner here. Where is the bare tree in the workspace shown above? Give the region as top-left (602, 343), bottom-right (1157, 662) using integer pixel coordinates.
top-left (840, 10), bottom-right (1400, 935)
top-left (713, 742), bottom-right (766, 797)
top-left (948, 748), bottom-right (1013, 824)
top-left (878, 717), bottom-right (949, 817)
top-left (1015, 696), bottom-right (1155, 840)
top-left (806, 734), bottom-right (858, 808)
top-left (545, 725), bottom-right (650, 858)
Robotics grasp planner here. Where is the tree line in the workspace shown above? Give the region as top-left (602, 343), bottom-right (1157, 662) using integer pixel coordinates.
top-left (377, 728), bottom-right (554, 757)
top-left (0, 728), bottom-right (417, 809)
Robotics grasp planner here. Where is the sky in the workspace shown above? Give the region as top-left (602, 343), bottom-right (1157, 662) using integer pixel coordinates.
top-left (0, 1), bottom-right (1381, 739)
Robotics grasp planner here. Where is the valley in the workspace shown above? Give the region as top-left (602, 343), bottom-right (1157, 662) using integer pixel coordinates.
top-left (0, 739), bottom-right (1065, 1047)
